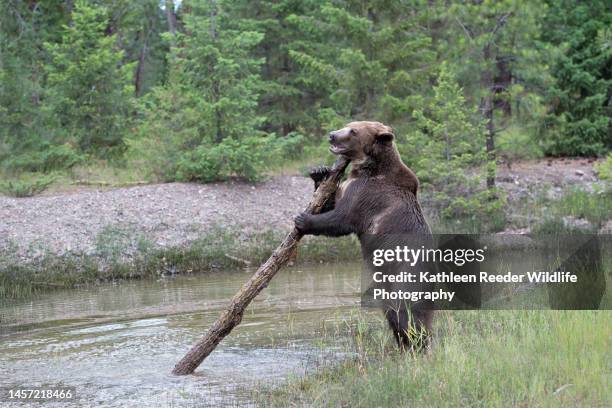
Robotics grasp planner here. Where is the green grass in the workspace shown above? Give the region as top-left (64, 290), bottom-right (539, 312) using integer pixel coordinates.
top-left (532, 188), bottom-right (611, 234)
top-left (552, 188), bottom-right (611, 227)
top-left (0, 161), bottom-right (150, 197)
top-left (0, 226), bottom-right (359, 299)
top-left (261, 310), bottom-right (611, 407)
top-left (430, 208), bottom-right (508, 234)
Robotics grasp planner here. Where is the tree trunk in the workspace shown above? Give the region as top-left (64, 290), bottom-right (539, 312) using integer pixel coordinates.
top-left (172, 156), bottom-right (350, 376)
top-left (481, 43), bottom-right (496, 190)
top-left (134, 32), bottom-right (148, 97)
top-left (494, 56), bottom-right (512, 117)
top-left (165, 0), bottom-right (177, 36)
top-left (209, 0), bottom-right (223, 143)
top-left (65, 0), bottom-right (73, 25)
top-left (484, 98), bottom-right (496, 189)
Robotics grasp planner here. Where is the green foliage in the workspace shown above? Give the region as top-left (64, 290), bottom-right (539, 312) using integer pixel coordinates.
top-left (542, 0), bottom-right (611, 156)
top-left (176, 135), bottom-right (273, 182)
top-left (127, 0), bottom-right (271, 182)
top-left (0, 0), bottom-right (608, 192)
top-left (497, 125), bottom-right (544, 162)
top-left (0, 2), bottom-right (66, 173)
top-left (272, 131), bottom-right (307, 160)
top-left (553, 188), bottom-right (611, 227)
top-left (44, 0), bottom-right (134, 155)
top-left (0, 173), bottom-right (56, 197)
top-left (594, 154), bottom-right (612, 180)
top-left (3, 143), bottom-right (83, 173)
top-left (286, 0), bottom-right (437, 128)
top-left (401, 64), bottom-right (503, 222)
top-left (175, 0), bottom-right (266, 143)
top-left (126, 81), bottom-right (201, 180)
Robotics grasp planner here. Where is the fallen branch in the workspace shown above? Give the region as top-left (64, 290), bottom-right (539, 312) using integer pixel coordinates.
top-left (172, 156), bottom-right (349, 375)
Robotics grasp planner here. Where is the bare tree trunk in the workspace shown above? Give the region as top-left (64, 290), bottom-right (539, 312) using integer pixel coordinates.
top-left (481, 43), bottom-right (496, 190)
top-left (494, 56), bottom-right (512, 117)
top-left (134, 32), bottom-right (148, 97)
top-left (165, 0), bottom-right (177, 36)
top-left (208, 0), bottom-right (223, 143)
top-left (172, 157), bottom-right (350, 375)
top-left (65, 0), bottom-right (73, 25)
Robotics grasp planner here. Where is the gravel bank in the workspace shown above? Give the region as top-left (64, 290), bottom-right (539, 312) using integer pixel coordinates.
top-left (0, 158), bottom-right (605, 260)
top-left (1, 176), bottom-right (312, 259)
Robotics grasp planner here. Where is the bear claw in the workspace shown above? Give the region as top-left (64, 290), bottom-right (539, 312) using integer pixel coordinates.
top-left (309, 166), bottom-right (331, 182)
top-left (294, 212), bottom-right (310, 231)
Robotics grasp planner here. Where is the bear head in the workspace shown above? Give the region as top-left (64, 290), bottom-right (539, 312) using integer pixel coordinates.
top-left (328, 121), bottom-right (395, 162)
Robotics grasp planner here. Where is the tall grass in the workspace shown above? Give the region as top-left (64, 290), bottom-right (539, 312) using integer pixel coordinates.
top-left (553, 188), bottom-right (611, 226)
top-left (262, 310), bottom-right (611, 407)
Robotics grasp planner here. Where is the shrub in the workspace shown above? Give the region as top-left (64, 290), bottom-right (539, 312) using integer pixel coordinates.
top-left (594, 154), bottom-right (612, 180)
top-left (0, 173), bottom-right (56, 197)
top-left (2, 143), bottom-right (83, 173)
top-left (497, 126), bottom-right (543, 163)
top-left (177, 135), bottom-right (274, 182)
top-left (272, 131), bottom-right (306, 160)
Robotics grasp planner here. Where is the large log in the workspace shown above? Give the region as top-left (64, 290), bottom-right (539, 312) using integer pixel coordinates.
top-left (172, 156), bottom-right (350, 375)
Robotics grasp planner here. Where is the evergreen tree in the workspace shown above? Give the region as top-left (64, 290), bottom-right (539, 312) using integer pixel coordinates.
top-left (96, 0), bottom-right (169, 97)
top-left (287, 0), bottom-right (438, 133)
top-left (408, 64), bottom-right (503, 223)
top-left (177, 0), bottom-right (265, 144)
top-left (44, 0), bottom-right (134, 155)
top-left (0, 0), bottom-right (607, 191)
top-left (542, 0), bottom-right (611, 156)
top-left (239, 0), bottom-right (324, 135)
top-left (0, 0), bottom-right (78, 173)
top-left (130, 0), bottom-right (270, 182)
top-left (441, 0), bottom-right (546, 188)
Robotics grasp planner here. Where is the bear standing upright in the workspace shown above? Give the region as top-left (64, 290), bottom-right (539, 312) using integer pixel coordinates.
top-left (295, 121), bottom-right (433, 350)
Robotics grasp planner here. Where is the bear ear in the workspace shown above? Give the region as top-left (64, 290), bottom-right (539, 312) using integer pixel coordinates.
top-left (375, 128), bottom-right (394, 144)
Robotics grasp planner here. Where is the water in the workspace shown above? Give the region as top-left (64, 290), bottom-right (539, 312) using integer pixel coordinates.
top-left (0, 263), bottom-right (362, 407)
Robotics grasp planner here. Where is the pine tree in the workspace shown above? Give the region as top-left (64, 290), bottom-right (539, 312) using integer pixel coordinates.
top-left (286, 0), bottom-right (438, 133)
top-left (130, 0), bottom-right (270, 182)
top-left (440, 0), bottom-right (546, 188)
top-left (239, 0), bottom-right (325, 135)
top-left (542, 0), bottom-right (611, 156)
top-left (408, 64), bottom-right (502, 223)
top-left (44, 0), bottom-right (134, 155)
top-left (0, 0), bottom-right (78, 173)
top-left (178, 0), bottom-right (265, 143)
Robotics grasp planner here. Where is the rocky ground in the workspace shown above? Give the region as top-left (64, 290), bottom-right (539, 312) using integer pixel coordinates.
top-left (0, 158), bottom-right (607, 260)
top-left (495, 157), bottom-right (602, 201)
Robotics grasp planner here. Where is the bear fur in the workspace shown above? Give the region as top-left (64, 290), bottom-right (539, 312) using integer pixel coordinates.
top-left (295, 121), bottom-right (433, 350)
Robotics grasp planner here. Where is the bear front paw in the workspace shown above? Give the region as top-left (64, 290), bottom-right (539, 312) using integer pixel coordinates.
top-left (309, 165), bottom-right (331, 183)
top-left (294, 212), bottom-right (311, 232)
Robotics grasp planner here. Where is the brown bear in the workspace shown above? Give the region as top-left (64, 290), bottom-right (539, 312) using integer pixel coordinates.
top-left (295, 121), bottom-right (434, 350)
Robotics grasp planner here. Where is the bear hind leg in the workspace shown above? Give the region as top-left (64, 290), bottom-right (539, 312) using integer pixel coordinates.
top-left (385, 307), bottom-right (432, 352)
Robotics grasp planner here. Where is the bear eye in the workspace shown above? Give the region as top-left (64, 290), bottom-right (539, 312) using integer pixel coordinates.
top-left (349, 128), bottom-right (356, 136)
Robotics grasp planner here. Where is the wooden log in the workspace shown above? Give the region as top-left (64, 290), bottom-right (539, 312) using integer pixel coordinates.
top-left (172, 156), bottom-right (350, 375)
